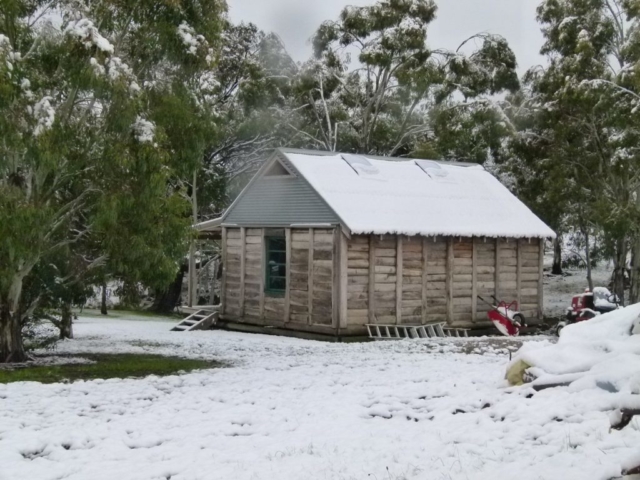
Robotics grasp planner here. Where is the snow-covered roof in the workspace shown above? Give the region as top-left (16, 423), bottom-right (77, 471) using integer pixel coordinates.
top-left (280, 149), bottom-right (556, 239)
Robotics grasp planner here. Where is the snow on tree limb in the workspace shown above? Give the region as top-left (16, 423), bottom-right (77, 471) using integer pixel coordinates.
top-left (64, 18), bottom-right (114, 53)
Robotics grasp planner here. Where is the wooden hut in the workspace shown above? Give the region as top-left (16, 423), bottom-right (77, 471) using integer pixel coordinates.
top-left (195, 148), bottom-right (556, 339)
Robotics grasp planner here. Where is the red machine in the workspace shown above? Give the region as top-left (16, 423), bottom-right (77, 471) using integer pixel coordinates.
top-left (557, 287), bottom-right (620, 335)
top-left (478, 295), bottom-right (526, 337)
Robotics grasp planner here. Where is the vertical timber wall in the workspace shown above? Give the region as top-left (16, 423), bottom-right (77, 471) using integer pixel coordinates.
top-left (220, 229), bottom-right (544, 336)
top-left (346, 234), bottom-right (543, 330)
top-left (220, 227), bottom-right (339, 335)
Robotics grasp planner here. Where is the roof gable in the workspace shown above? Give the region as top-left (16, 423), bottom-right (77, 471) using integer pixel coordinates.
top-left (221, 152), bottom-right (341, 227)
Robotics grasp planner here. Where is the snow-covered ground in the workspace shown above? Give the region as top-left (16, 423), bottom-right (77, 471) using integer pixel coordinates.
top-left (1, 314), bottom-right (638, 480)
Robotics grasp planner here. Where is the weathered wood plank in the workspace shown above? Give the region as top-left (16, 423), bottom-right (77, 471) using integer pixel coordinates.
top-left (517, 239), bottom-right (522, 308)
top-left (291, 241), bottom-right (310, 251)
top-left (375, 248), bottom-right (397, 258)
top-left (447, 237), bottom-right (454, 324)
top-left (472, 238), bottom-right (477, 323)
top-left (396, 236), bottom-right (403, 325)
top-left (348, 269), bottom-right (370, 277)
top-left (339, 231), bottom-right (348, 329)
top-left (375, 283), bottom-right (396, 292)
top-left (245, 236), bottom-right (262, 245)
top-left (314, 249), bottom-right (333, 261)
top-left (538, 238), bottom-right (544, 320)
top-left (332, 228), bottom-right (339, 330)
top-left (347, 251), bottom-right (369, 261)
top-left (375, 257), bottom-right (397, 267)
top-left (348, 259), bottom-right (369, 269)
top-left (495, 238), bottom-right (500, 301)
top-left (284, 228), bottom-right (291, 323)
top-left (258, 229), bottom-right (265, 322)
top-left (369, 235), bottom-right (375, 324)
top-left (374, 274), bottom-right (397, 283)
top-left (313, 233), bottom-right (334, 243)
top-left (348, 276), bottom-right (370, 285)
top-left (221, 227), bottom-right (228, 316)
top-left (422, 237), bottom-right (428, 326)
top-left (240, 227), bottom-right (246, 317)
top-left (307, 228), bottom-right (313, 325)
top-left (226, 238), bottom-right (243, 248)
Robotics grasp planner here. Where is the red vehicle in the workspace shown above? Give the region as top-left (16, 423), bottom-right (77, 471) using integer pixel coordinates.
top-left (557, 287), bottom-right (620, 335)
top-left (478, 295), bottom-right (526, 337)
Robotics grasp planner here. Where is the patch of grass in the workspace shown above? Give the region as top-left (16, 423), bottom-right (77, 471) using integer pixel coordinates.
top-left (0, 354), bottom-right (221, 384)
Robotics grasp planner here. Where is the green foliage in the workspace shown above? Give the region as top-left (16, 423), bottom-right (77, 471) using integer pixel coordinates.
top-left (0, 0), bottom-right (227, 361)
top-left (430, 101), bottom-right (512, 164)
top-left (495, 0), bottom-right (640, 300)
top-left (290, 0), bottom-right (519, 156)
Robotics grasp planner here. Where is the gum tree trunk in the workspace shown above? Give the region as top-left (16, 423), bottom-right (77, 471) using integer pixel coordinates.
top-left (582, 227), bottom-right (594, 292)
top-left (59, 302), bottom-right (74, 340)
top-left (100, 281), bottom-right (108, 315)
top-left (0, 276), bottom-right (28, 363)
top-left (0, 305), bottom-right (26, 363)
top-left (552, 235), bottom-right (563, 275)
top-left (612, 237), bottom-right (628, 306)
top-left (631, 245), bottom-right (640, 304)
top-left (151, 262), bottom-right (188, 313)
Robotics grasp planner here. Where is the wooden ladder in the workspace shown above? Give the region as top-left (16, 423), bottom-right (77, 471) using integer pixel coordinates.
top-left (171, 309), bottom-right (219, 332)
top-left (366, 323), bottom-right (469, 340)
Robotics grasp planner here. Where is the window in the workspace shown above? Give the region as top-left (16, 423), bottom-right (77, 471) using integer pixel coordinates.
top-left (415, 159), bottom-right (456, 184)
top-left (341, 154), bottom-right (380, 176)
top-left (265, 236), bottom-right (286, 295)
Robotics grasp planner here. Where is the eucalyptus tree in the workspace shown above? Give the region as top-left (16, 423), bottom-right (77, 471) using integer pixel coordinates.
top-left (0, 0), bottom-right (227, 362)
top-left (198, 22), bottom-right (297, 218)
top-left (289, 0), bottom-right (519, 156)
top-left (504, 0), bottom-right (640, 302)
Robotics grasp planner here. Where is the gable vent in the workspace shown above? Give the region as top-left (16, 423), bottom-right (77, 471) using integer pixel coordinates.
top-left (264, 160), bottom-right (293, 177)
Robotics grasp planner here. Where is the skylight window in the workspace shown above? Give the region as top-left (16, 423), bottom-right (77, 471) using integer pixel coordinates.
top-left (415, 159), bottom-right (455, 183)
top-left (341, 154), bottom-right (379, 176)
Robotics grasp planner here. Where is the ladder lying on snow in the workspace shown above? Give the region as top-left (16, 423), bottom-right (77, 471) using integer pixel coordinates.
top-left (171, 309), bottom-right (219, 332)
top-left (366, 323), bottom-right (469, 340)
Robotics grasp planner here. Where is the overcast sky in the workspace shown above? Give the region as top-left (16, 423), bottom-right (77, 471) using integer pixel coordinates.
top-left (228, 0), bottom-right (546, 73)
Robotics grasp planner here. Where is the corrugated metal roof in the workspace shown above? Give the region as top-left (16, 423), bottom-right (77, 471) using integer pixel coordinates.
top-left (200, 148), bottom-right (555, 239)
top-left (281, 149), bottom-right (556, 239)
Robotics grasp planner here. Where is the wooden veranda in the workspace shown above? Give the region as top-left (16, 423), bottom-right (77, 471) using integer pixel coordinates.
top-left (187, 217), bottom-right (223, 309)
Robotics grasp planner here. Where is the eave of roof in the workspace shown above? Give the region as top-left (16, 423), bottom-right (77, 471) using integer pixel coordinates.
top-left (194, 217), bottom-right (222, 232)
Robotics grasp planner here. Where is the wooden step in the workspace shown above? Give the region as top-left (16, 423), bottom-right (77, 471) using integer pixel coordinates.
top-left (171, 308), bottom-right (220, 332)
